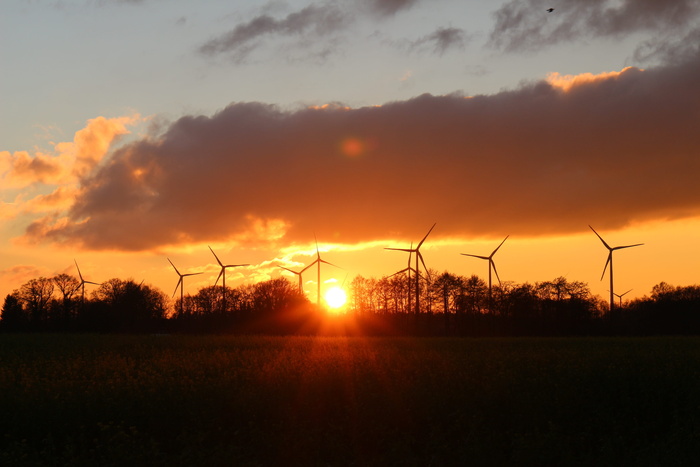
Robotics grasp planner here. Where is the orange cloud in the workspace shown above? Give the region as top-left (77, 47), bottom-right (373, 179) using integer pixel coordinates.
top-left (22, 187), bottom-right (81, 214)
top-left (0, 150), bottom-right (69, 188)
top-left (546, 67), bottom-right (642, 92)
top-left (0, 115), bottom-right (139, 189)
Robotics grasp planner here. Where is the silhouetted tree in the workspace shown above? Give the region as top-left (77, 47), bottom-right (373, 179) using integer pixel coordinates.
top-left (18, 277), bottom-right (55, 327)
top-left (92, 278), bottom-right (169, 332)
top-left (1, 294), bottom-right (27, 331)
top-left (252, 278), bottom-right (303, 313)
top-left (459, 275), bottom-right (488, 315)
top-left (52, 273), bottom-right (80, 325)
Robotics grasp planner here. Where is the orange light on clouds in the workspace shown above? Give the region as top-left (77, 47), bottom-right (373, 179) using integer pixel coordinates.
top-left (546, 67), bottom-right (641, 92)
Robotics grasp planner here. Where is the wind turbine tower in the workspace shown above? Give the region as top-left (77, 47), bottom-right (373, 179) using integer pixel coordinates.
top-left (385, 223), bottom-right (436, 314)
top-left (461, 235), bottom-right (509, 312)
top-left (168, 258), bottom-right (203, 315)
top-left (300, 236), bottom-right (341, 306)
top-left (589, 225), bottom-right (643, 311)
top-left (208, 246), bottom-right (249, 312)
top-left (74, 259), bottom-right (100, 303)
top-left (279, 267), bottom-right (304, 293)
top-left (613, 289), bottom-right (633, 308)
top-left (387, 243), bottom-right (416, 314)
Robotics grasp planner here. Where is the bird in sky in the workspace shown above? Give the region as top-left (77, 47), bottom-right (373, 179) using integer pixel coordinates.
top-left (547, 8), bottom-right (554, 13)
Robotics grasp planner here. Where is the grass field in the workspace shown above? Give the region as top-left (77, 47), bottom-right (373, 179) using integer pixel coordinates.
top-left (1, 334), bottom-right (699, 466)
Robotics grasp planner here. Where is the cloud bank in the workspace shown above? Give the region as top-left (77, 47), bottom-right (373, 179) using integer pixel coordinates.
top-left (19, 50), bottom-right (700, 251)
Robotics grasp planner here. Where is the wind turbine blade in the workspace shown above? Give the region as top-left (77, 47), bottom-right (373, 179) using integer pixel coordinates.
top-left (314, 234), bottom-right (321, 259)
top-left (491, 235), bottom-right (509, 257)
top-left (208, 246), bottom-right (223, 267)
top-left (167, 258), bottom-right (181, 275)
top-left (85, 281), bottom-right (100, 286)
top-left (172, 278), bottom-right (183, 298)
top-left (613, 243), bottom-right (644, 250)
top-left (183, 272), bottom-right (203, 277)
top-left (74, 259), bottom-right (87, 282)
top-left (589, 225), bottom-right (612, 250)
top-left (320, 259), bottom-right (342, 269)
top-left (389, 267), bottom-right (410, 278)
top-left (416, 223), bottom-right (436, 250)
top-left (301, 260), bottom-right (319, 274)
top-left (385, 248), bottom-right (413, 253)
top-left (225, 264), bottom-right (250, 268)
top-left (279, 267), bottom-right (301, 275)
top-left (417, 251), bottom-right (428, 274)
top-left (461, 254), bottom-right (490, 261)
top-left (491, 259), bottom-right (502, 285)
top-left (214, 269), bottom-right (224, 286)
top-left (600, 253), bottom-right (612, 281)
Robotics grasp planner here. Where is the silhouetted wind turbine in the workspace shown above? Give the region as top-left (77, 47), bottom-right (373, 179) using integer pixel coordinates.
top-left (461, 235), bottom-right (509, 311)
top-left (385, 223), bottom-right (436, 314)
top-left (612, 289), bottom-right (633, 308)
top-left (589, 225), bottom-right (643, 311)
top-left (279, 266), bottom-right (304, 293)
top-left (74, 259), bottom-right (100, 303)
top-left (387, 243), bottom-right (417, 313)
top-left (209, 246), bottom-right (249, 312)
top-left (300, 236), bottom-right (341, 306)
top-left (168, 258), bottom-right (202, 314)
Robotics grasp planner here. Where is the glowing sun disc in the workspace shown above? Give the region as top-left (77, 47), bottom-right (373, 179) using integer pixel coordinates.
top-left (325, 286), bottom-right (347, 309)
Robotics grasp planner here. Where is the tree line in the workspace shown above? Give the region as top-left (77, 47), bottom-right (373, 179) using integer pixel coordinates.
top-left (2, 271), bottom-right (699, 336)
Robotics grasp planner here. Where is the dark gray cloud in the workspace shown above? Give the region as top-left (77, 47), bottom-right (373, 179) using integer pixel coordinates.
top-left (365, 0), bottom-right (420, 16)
top-left (489, 0), bottom-right (700, 53)
top-left (199, 4), bottom-right (348, 62)
top-left (410, 27), bottom-right (469, 55)
top-left (198, 1), bottom-right (451, 63)
top-left (633, 27), bottom-right (700, 65)
top-left (24, 50), bottom-right (700, 251)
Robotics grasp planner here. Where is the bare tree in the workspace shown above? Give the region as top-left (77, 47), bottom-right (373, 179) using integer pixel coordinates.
top-left (18, 277), bottom-right (55, 324)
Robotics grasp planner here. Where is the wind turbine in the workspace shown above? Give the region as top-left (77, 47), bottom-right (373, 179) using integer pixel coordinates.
top-left (461, 235), bottom-right (509, 311)
top-left (168, 258), bottom-right (202, 314)
top-left (612, 289), bottom-right (633, 308)
top-left (300, 236), bottom-right (341, 306)
top-left (590, 225), bottom-right (643, 311)
top-left (208, 246), bottom-right (249, 312)
top-left (73, 259), bottom-right (100, 303)
top-left (279, 266), bottom-right (304, 293)
top-left (385, 223), bottom-right (436, 314)
top-left (387, 243), bottom-right (417, 313)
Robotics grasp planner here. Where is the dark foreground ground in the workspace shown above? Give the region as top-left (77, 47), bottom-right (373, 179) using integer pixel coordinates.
top-left (1, 334), bottom-right (699, 466)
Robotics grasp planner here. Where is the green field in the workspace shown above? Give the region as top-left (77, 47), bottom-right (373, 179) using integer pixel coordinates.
top-left (1, 335), bottom-right (699, 466)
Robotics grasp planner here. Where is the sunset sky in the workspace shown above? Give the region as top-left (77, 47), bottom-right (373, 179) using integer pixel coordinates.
top-left (2, 0), bottom-right (699, 306)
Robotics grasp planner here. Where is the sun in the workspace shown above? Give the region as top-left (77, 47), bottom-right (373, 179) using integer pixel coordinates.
top-left (324, 286), bottom-right (347, 309)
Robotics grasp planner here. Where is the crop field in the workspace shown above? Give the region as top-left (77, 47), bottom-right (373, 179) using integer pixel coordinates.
top-left (1, 335), bottom-right (699, 466)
